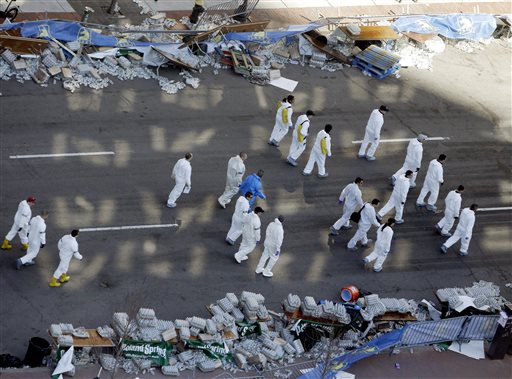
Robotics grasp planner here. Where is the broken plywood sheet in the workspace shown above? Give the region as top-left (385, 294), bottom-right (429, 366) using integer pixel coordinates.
top-left (0, 35), bottom-right (49, 55)
top-left (403, 32), bottom-right (438, 43)
top-left (339, 26), bottom-right (400, 41)
top-left (151, 46), bottom-right (199, 71)
top-left (302, 30), bottom-right (349, 64)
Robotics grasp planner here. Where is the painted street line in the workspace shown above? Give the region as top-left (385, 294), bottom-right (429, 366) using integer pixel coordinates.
top-left (477, 207), bottom-right (512, 212)
top-left (80, 224), bottom-right (179, 232)
top-left (9, 151), bottom-right (115, 159)
top-left (352, 137), bottom-right (449, 144)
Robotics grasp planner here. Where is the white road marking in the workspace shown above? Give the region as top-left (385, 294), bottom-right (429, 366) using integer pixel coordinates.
top-left (9, 152), bottom-right (115, 159)
top-left (351, 137), bottom-right (449, 144)
top-left (477, 207), bottom-right (512, 212)
top-left (80, 224), bottom-right (179, 232)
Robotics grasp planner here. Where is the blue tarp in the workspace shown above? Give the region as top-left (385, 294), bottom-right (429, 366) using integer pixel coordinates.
top-left (392, 14), bottom-right (496, 40)
top-left (0, 20), bottom-right (161, 47)
top-left (224, 23), bottom-right (321, 45)
top-left (298, 328), bottom-right (404, 379)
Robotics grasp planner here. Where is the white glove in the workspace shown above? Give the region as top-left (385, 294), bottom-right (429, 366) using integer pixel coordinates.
top-left (74, 252), bottom-right (83, 260)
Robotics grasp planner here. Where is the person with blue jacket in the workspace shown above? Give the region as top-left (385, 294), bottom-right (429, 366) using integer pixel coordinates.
top-left (239, 170), bottom-right (266, 207)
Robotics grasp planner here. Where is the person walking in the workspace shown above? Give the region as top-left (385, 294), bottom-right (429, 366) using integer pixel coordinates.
top-left (435, 185), bottom-right (464, 237)
top-left (390, 134), bottom-right (428, 188)
top-left (302, 124), bottom-right (332, 178)
top-left (440, 204), bottom-right (477, 256)
top-left (416, 154), bottom-right (446, 212)
top-left (167, 152), bottom-right (193, 208)
top-left (363, 218), bottom-right (395, 272)
top-left (358, 105), bottom-right (389, 161)
top-left (347, 199), bottom-right (381, 251)
top-left (49, 229), bottom-right (83, 287)
top-left (1, 196), bottom-right (36, 251)
top-left (234, 206), bottom-right (264, 263)
top-left (218, 152), bottom-right (247, 209)
top-left (16, 211), bottom-right (49, 270)
top-left (377, 170), bottom-right (413, 224)
top-left (287, 110), bottom-right (315, 166)
top-left (226, 192), bottom-right (253, 245)
top-left (255, 215), bottom-right (284, 277)
top-left (269, 95), bottom-right (294, 147)
top-left (330, 177), bottom-right (364, 235)
top-left (239, 170), bottom-right (266, 208)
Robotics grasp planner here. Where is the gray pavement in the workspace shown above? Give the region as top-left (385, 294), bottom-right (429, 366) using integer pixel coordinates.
top-left (0, 13), bottom-right (511, 379)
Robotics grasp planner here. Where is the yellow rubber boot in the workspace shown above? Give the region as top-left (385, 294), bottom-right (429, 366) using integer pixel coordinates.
top-left (1, 239), bottom-right (12, 250)
top-left (21, 243), bottom-right (29, 251)
top-left (49, 277), bottom-right (61, 287)
top-left (59, 273), bottom-right (70, 283)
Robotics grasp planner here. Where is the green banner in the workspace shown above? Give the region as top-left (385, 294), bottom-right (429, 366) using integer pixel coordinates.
top-left (236, 321), bottom-right (262, 337)
top-left (121, 340), bottom-right (172, 366)
top-left (186, 340), bottom-right (233, 360)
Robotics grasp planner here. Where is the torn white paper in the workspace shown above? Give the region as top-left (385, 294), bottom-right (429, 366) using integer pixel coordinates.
top-left (269, 77), bottom-right (298, 92)
top-left (448, 340), bottom-right (485, 360)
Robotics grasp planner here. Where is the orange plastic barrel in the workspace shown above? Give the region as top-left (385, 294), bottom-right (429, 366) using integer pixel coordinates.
top-left (341, 285), bottom-right (359, 302)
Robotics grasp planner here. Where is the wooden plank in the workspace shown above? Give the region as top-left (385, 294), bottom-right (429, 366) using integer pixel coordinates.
top-left (339, 25), bottom-right (400, 41)
top-left (50, 329), bottom-right (115, 348)
top-left (374, 311), bottom-right (417, 321)
top-left (0, 35), bottom-right (48, 54)
top-left (403, 32), bottom-right (437, 43)
top-left (284, 309), bottom-right (346, 327)
top-left (151, 46), bottom-right (199, 71)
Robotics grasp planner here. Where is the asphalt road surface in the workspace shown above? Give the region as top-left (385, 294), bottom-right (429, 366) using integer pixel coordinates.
top-left (0, 41), bottom-right (511, 359)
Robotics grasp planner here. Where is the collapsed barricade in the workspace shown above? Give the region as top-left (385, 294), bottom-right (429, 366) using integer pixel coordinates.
top-left (41, 280), bottom-right (508, 377)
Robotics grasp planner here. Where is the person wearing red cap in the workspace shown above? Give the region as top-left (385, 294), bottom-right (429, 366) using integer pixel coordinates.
top-left (1, 196), bottom-right (36, 251)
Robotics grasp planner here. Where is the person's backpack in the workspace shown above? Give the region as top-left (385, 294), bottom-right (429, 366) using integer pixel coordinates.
top-left (350, 203), bottom-right (367, 223)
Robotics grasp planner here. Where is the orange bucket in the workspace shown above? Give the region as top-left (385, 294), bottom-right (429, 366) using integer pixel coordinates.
top-left (341, 285), bottom-right (359, 302)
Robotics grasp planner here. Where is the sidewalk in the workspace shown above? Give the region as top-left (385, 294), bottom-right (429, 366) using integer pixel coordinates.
top-left (11, 0), bottom-right (512, 28)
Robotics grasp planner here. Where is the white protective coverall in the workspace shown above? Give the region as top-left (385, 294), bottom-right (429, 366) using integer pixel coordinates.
top-left (443, 207), bottom-right (475, 254)
top-left (436, 190), bottom-right (462, 235)
top-left (417, 159), bottom-right (444, 206)
top-left (392, 138), bottom-right (423, 186)
top-left (19, 216), bottom-right (46, 264)
top-left (347, 204), bottom-right (381, 248)
top-left (5, 200), bottom-right (32, 244)
top-left (255, 218), bottom-right (284, 276)
top-left (167, 158), bottom-right (192, 206)
top-left (226, 196), bottom-right (250, 243)
top-left (378, 174), bottom-right (410, 221)
top-left (218, 155), bottom-right (246, 207)
top-left (53, 234), bottom-right (82, 279)
top-left (333, 183), bottom-right (364, 230)
top-left (303, 130), bottom-right (331, 176)
top-left (358, 109), bottom-right (384, 158)
top-left (287, 114), bottom-right (310, 161)
top-left (269, 100), bottom-right (293, 144)
top-left (364, 224), bottom-right (394, 271)
top-left (234, 212), bottom-right (261, 261)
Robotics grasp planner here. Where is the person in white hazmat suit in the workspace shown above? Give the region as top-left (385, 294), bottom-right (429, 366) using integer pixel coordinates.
top-left (269, 95), bottom-right (294, 147)
top-left (302, 124), bottom-right (332, 178)
top-left (2, 196), bottom-right (36, 251)
top-left (329, 177), bottom-right (364, 235)
top-left (49, 229), bottom-right (83, 287)
top-left (347, 199), bottom-right (381, 251)
top-left (167, 152), bottom-right (193, 208)
top-left (377, 170), bottom-right (413, 224)
top-left (440, 204), bottom-right (478, 256)
top-left (218, 152), bottom-right (247, 209)
top-left (363, 218), bottom-right (395, 272)
top-left (391, 134), bottom-right (428, 188)
top-left (255, 215), bottom-right (284, 278)
top-left (234, 206), bottom-right (264, 263)
top-left (226, 192), bottom-right (253, 245)
top-left (358, 105), bottom-right (389, 161)
top-left (435, 185), bottom-right (464, 237)
top-left (416, 154), bottom-right (446, 212)
top-left (287, 110), bottom-right (315, 166)
top-left (16, 210), bottom-right (49, 270)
